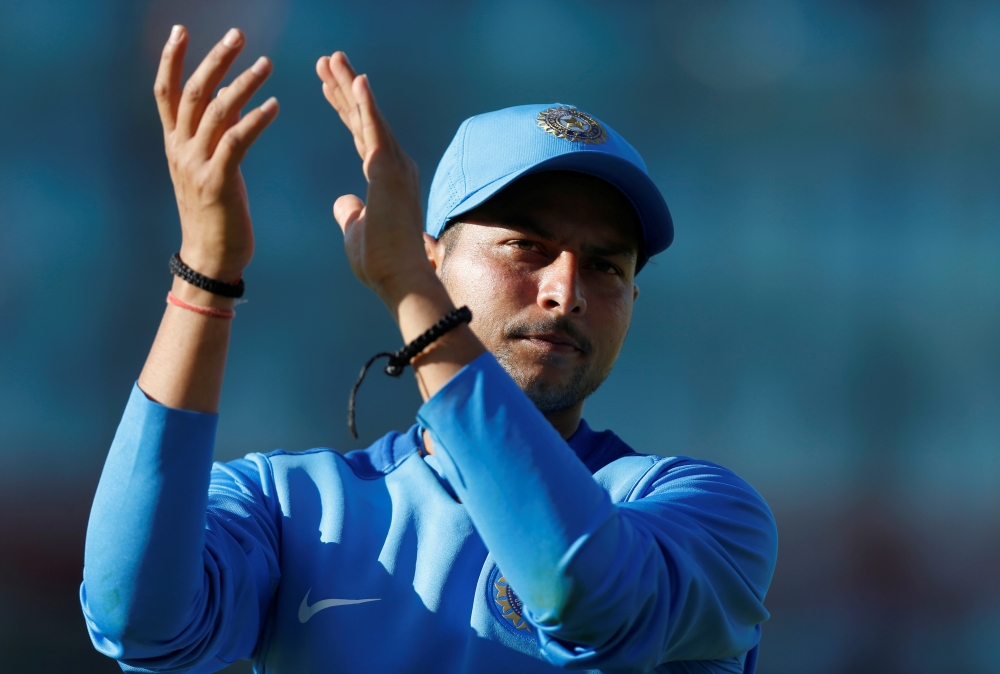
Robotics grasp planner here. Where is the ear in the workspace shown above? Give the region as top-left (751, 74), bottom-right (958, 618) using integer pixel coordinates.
top-left (633, 283), bottom-right (640, 302)
top-left (424, 232), bottom-right (445, 274)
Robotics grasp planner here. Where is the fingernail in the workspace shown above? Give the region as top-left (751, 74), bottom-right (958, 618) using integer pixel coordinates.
top-left (169, 25), bottom-right (182, 43)
top-left (260, 97), bottom-right (278, 113)
top-left (251, 56), bottom-right (269, 75)
top-left (223, 28), bottom-right (241, 47)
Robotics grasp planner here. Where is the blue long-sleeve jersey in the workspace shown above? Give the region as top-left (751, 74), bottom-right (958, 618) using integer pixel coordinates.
top-left (81, 352), bottom-right (777, 673)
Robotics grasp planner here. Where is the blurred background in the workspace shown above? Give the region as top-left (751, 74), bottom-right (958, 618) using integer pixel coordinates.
top-left (1, 1), bottom-right (998, 672)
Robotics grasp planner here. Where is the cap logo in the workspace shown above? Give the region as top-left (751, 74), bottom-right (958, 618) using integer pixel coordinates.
top-left (536, 107), bottom-right (608, 145)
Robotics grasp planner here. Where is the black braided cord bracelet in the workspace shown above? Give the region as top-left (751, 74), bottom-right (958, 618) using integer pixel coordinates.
top-left (348, 306), bottom-right (473, 439)
top-left (170, 252), bottom-right (246, 298)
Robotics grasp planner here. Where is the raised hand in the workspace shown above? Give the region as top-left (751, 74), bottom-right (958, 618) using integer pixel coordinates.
top-left (155, 25), bottom-right (279, 283)
top-left (315, 52), bottom-right (484, 404)
top-left (315, 52), bottom-right (432, 307)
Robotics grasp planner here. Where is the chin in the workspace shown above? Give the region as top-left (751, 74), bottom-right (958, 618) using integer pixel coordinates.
top-left (505, 358), bottom-right (571, 387)
top-left (495, 355), bottom-right (600, 414)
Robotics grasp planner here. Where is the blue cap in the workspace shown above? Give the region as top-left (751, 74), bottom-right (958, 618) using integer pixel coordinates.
top-left (425, 103), bottom-right (673, 271)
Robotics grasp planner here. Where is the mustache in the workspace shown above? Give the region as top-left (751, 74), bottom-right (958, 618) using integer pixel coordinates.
top-left (503, 316), bottom-right (594, 356)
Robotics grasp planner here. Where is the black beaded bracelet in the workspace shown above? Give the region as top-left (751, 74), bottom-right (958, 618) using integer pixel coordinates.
top-left (169, 253), bottom-right (245, 298)
top-left (348, 306), bottom-right (473, 439)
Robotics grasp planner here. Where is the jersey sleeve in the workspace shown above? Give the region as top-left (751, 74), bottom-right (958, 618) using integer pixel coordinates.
top-left (80, 383), bottom-right (282, 673)
top-left (417, 353), bottom-right (777, 672)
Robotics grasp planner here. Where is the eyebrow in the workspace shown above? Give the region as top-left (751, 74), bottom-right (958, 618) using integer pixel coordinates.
top-left (485, 213), bottom-right (639, 262)
top-left (581, 239), bottom-right (637, 261)
top-left (508, 215), bottom-right (638, 260)
top-left (499, 214), bottom-right (553, 240)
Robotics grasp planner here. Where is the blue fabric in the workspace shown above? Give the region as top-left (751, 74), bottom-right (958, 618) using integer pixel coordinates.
top-left (424, 103), bottom-right (674, 270)
top-left (82, 354), bottom-right (777, 673)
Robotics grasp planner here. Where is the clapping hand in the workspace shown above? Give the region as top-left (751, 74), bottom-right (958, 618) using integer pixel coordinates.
top-left (315, 52), bottom-right (435, 311)
top-left (315, 52), bottom-right (483, 402)
top-left (155, 26), bottom-right (279, 283)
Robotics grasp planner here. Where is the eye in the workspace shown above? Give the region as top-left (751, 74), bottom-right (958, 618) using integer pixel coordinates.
top-left (588, 259), bottom-right (622, 276)
top-left (509, 239), bottom-right (541, 253)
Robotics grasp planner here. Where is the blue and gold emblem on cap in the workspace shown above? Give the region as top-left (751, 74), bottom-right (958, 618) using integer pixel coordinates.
top-left (489, 567), bottom-right (533, 634)
top-left (537, 106), bottom-right (608, 145)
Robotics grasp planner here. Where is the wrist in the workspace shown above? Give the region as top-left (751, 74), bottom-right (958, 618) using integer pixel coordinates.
top-left (374, 267), bottom-right (447, 315)
top-left (170, 276), bottom-right (237, 310)
top-left (378, 272), bottom-right (461, 345)
top-left (178, 245), bottom-right (248, 284)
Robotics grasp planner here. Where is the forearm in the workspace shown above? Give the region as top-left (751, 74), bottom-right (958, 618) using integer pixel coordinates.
top-left (418, 358), bottom-right (775, 667)
top-left (138, 276), bottom-right (235, 413)
top-left (388, 274), bottom-right (485, 401)
top-left (83, 383), bottom-right (217, 649)
top-left (86, 278), bottom-right (233, 643)
top-left (83, 388), bottom-right (278, 669)
top-left (86, 275), bottom-right (236, 629)
top-left (417, 355), bottom-right (613, 616)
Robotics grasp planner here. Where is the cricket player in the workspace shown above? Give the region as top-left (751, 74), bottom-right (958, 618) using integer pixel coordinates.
top-left (81, 27), bottom-right (778, 674)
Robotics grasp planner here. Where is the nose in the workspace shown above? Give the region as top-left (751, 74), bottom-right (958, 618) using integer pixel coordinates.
top-left (537, 251), bottom-right (586, 316)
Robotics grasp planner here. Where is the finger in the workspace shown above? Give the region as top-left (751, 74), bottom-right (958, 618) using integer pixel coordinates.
top-left (353, 74), bottom-right (393, 164)
top-left (316, 56), bottom-right (356, 133)
top-left (326, 52), bottom-right (359, 120)
top-left (216, 87), bottom-right (242, 137)
top-left (333, 194), bottom-right (365, 235)
top-left (317, 53), bottom-right (365, 159)
top-left (153, 25), bottom-right (188, 134)
top-left (327, 52), bottom-right (368, 156)
top-left (324, 80), bottom-right (367, 161)
top-left (176, 28), bottom-right (245, 139)
top-left (326, 83), bottom-right (368, 162)
top-left (212, 97), bottom-right (279, 173)
top-left (194, 56), bottom-right (273, 158)
top-left (216, 87), bottom-right (242, 128)
top-left (316, 54), bottom-right (355, 123)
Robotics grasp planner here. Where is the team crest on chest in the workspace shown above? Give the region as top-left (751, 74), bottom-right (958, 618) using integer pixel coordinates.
top-left (536, 107), bottom-right (608, 145)
top-left (488, 566), bottom-right (533, 635)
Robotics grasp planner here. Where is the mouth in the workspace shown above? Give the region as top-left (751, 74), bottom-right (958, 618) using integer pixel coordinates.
top-left (517, 333), bottom-right (587, 355)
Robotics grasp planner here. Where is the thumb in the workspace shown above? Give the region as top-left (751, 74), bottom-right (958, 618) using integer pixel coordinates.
top-left (333, 194), bottom-right (365, 234)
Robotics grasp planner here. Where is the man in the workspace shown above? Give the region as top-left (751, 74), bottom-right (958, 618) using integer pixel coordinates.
top-left (81, 26), bottom-right (777, 674)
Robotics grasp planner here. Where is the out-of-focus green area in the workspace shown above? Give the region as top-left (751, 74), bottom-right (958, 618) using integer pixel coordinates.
top-left (1, 1), bottom-right (998, 672)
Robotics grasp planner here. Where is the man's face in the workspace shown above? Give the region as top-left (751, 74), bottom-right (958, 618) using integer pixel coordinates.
top-left (428, 171), bottom-right (641, 414)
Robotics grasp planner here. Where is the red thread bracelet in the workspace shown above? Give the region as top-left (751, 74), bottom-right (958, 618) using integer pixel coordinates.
top-left (166, 291), bottom-right (236, 319)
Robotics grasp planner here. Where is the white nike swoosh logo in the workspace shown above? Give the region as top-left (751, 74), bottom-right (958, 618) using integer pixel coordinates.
top-left (298, 588), bottom-right (380, 623)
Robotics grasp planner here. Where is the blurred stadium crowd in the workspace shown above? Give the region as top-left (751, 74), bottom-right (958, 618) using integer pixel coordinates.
top-left (1, 1), bottom-right (998, 672)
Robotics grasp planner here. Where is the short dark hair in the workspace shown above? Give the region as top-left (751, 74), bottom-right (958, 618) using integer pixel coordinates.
top-left (438, 219), bottom-right (465, 256)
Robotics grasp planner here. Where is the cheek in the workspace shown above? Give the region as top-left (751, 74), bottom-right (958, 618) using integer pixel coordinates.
top-left (440, 251), bottom-right (532, 348)
top-left (590, 290), bottom-right (635, 355)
